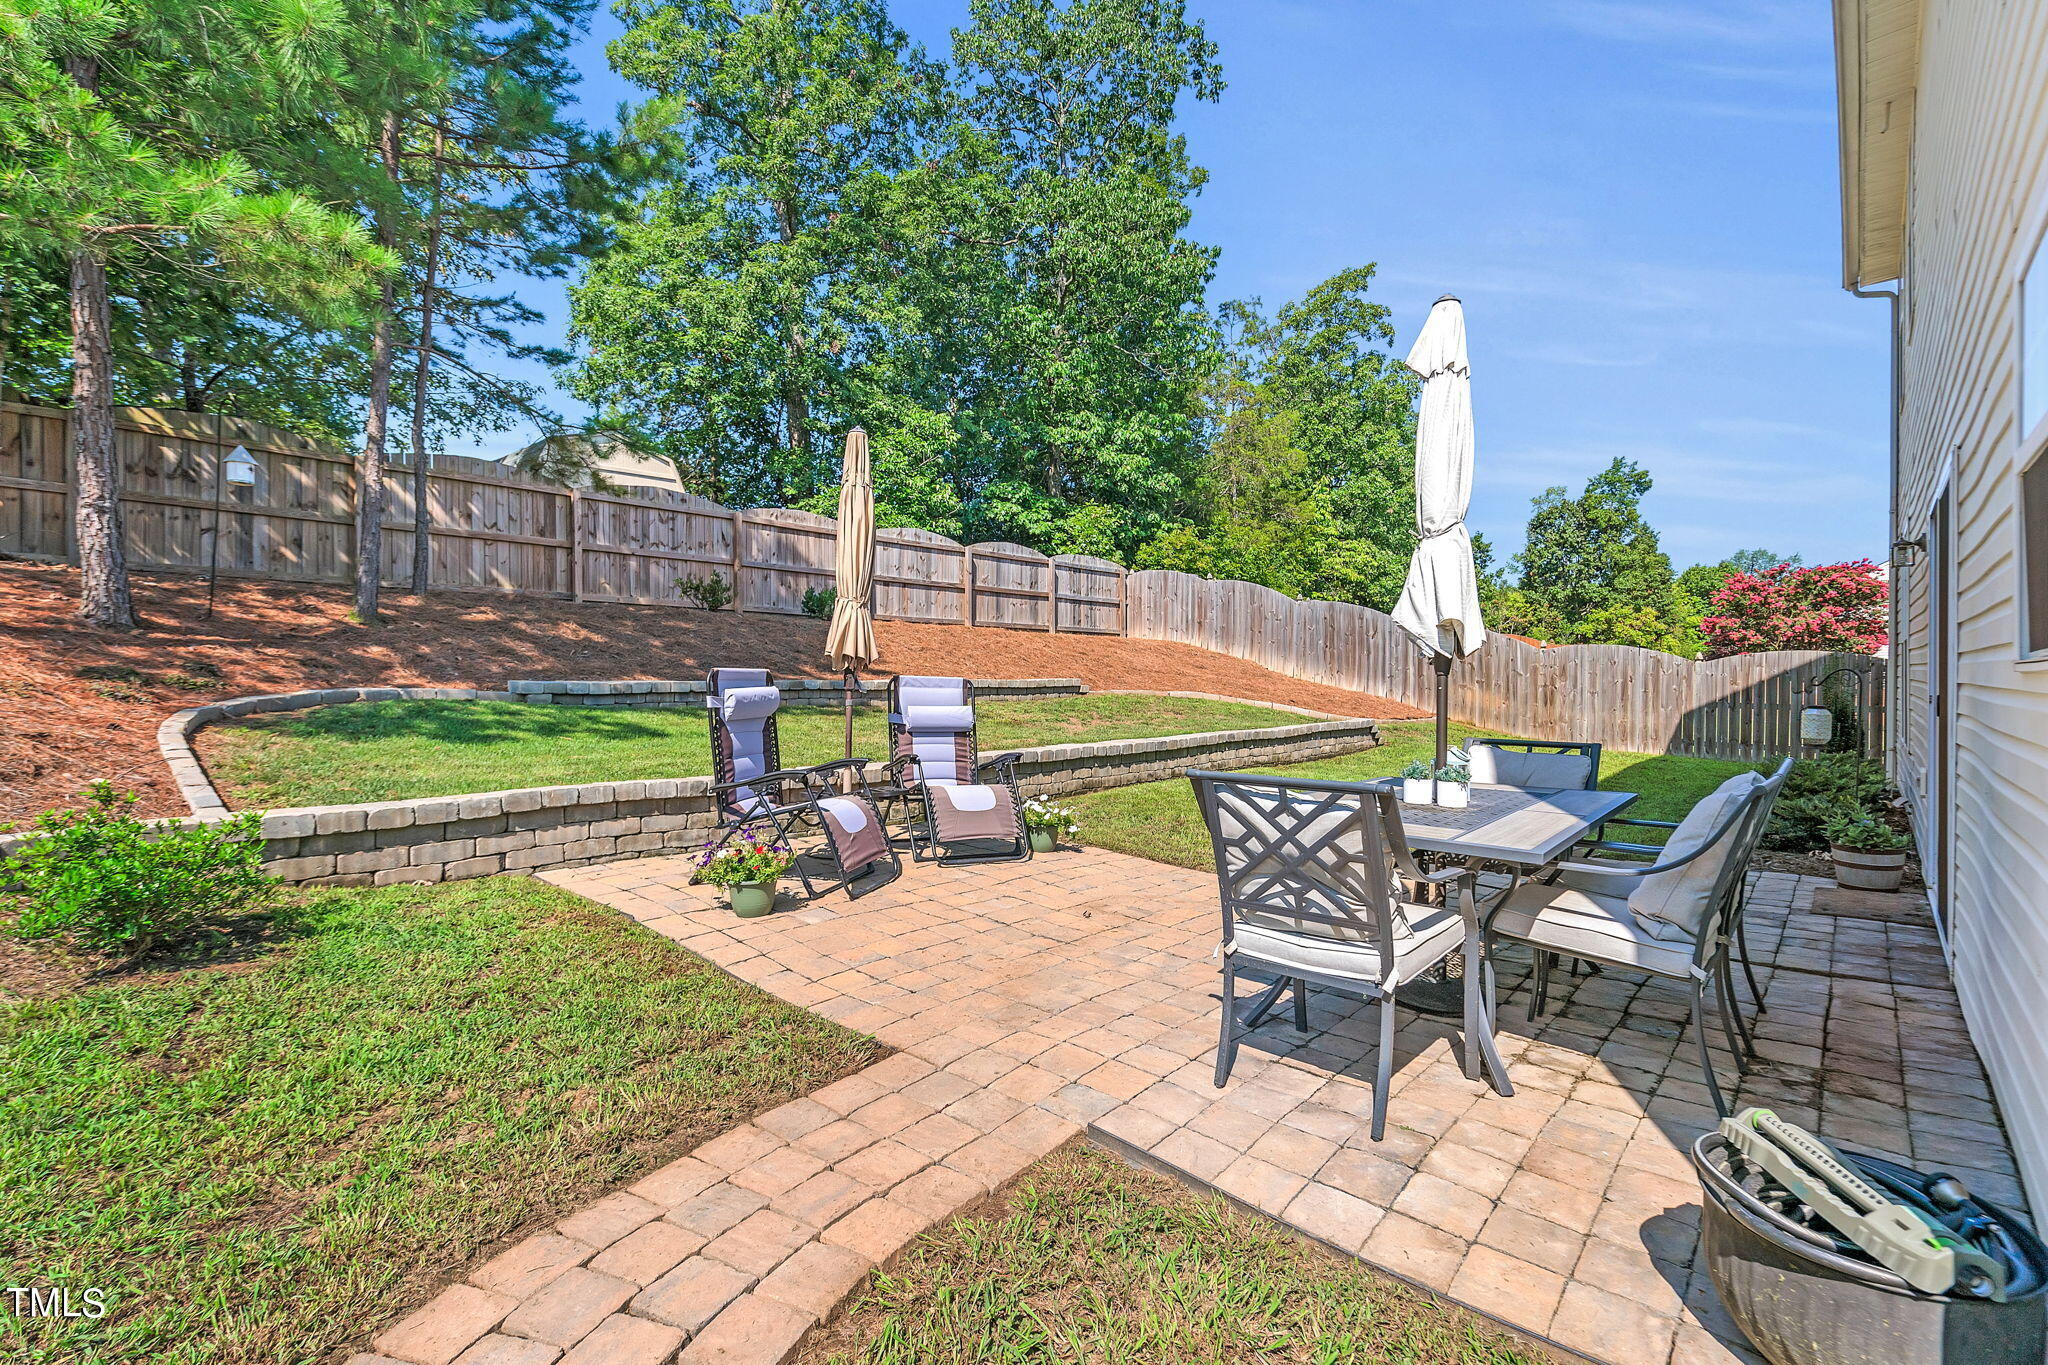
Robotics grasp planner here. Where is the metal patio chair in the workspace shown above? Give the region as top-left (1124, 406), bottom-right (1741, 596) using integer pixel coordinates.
top-left (869, 674), bottom-right (1030, 865)
top-left (703, 668), bottom-right (899, 901)
top-left (1482, 760), bottom-right (1792, 1115)
top-left (1565, 759), bottom-right (1794, 1022)
top-left (1190, 770), bottom-right (1512, 1142)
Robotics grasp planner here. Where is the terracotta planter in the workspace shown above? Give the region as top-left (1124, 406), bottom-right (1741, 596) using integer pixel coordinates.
top-left (1831, 845), bottom-right (1907, 892)
top-left (728, 880), bottom-right (778, 917)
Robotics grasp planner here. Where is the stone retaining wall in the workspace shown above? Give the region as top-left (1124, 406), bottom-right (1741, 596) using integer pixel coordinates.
top-left (65, 681), bottom-right (1383, 886)
top-left (244, 716), bottom-right (1378, 886)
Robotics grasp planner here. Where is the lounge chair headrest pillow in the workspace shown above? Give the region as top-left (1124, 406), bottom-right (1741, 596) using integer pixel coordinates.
top-left (720, 686), bottom-right (782, 722)
top-left (896, 676), bottom-right (968, 709)
top-left (902, 703), bottom-right (974, 733)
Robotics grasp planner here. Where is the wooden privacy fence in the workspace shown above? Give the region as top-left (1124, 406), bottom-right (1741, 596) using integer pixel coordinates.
top-left (0, 401), bottom-right (1886, 758)
top-left (0, 402), bottom-right (1126, 633)
top-left (1127, 570), bottom-right (1887, 761)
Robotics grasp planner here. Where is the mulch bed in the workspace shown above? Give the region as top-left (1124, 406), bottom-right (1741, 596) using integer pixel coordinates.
top-left (0, 562), bottom-right (1425, 823)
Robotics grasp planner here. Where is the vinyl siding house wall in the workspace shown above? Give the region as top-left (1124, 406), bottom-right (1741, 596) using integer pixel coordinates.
top-left (1837, 0), bottom-right (2048, 1202)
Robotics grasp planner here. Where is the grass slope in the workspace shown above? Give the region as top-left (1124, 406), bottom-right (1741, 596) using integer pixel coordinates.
top-left (798, 1143), bottom-right (1542, 1365)
top-left (200, 694), bottom-right (1318, 808)
top-left (1069, 720), bottom-right (1775, 872)
top-left (0, 878), bottom-right (880, 1365)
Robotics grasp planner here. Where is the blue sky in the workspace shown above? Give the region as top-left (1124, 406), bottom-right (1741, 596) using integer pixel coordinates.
top-left (469, 0), bottom-right (1887, 571)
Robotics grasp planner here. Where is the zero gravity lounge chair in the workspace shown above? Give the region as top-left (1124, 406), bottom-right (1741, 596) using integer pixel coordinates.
top-left (704, 669), bottom-right (899, 900)
top-left (876, 675), bottom-right (1032, 865)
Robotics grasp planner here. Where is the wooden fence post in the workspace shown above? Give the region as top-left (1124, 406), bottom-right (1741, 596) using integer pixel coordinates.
top-left (963, 547), bottom-right (976, 626)
top-left (730, 507), bottom-right (746, 613)
top-left (566, 488), bottom-right (581, 601)
top-left (1045, 560), bottom-right (1058, 632)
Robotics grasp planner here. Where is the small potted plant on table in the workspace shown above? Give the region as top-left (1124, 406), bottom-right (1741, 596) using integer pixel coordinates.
top-left (1823, 807), bottom-right (1913, 891)
top-left (1400, 760), bottom-right (1435, 804)
top-left (1433, 761), bottom-right (1471, 809)
top-left (692, 829), bottom-right (795, 917)
top-left (1021, 798), bottom-right (1078, 853)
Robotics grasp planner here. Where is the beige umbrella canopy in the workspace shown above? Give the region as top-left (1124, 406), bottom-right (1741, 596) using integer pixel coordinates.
top-left (826, 429), bottom-right (878, 760)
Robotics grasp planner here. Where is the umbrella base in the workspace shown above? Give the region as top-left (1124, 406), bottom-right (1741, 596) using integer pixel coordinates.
top-left (1395, 953), bottom-right (1466, 1018)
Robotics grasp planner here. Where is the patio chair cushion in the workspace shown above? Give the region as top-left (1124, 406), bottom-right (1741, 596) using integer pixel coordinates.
top-left (1489, 882), bottom-right (1698, 979)
top-left (1231, 901), bottom-right (1462, 987)
top-left (1468, 744), bottom-right (1591, 790)
top-left (1625, 772), bottom-right (1763, 942)
top-left (928, 782), bottom-right (1019, 843)
top-left (818, 795), bottom-right (889, 871)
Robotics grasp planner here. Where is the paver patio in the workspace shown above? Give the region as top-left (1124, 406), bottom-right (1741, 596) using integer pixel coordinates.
top-left (356, 847), bottom-right (2025, 1365)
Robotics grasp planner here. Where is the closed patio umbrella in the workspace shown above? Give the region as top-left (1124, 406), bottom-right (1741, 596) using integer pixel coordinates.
top-left (1392, 295), bottom-right (1487, 769)
top-left (825, 428), bottom-right (879, 762)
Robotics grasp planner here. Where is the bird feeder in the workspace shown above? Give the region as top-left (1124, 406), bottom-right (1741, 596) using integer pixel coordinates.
top-left (1799, 704), bottom-right (1835, 748)
top-left (222, 445), bottom-right (260, 486)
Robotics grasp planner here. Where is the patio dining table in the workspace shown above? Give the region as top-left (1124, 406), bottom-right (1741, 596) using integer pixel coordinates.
top-left (1364, 780), bottom-right (1639, 1086)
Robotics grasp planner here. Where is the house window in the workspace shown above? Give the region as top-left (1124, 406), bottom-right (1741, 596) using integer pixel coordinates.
top-left (2027, 452), bottom-right (2048, 657)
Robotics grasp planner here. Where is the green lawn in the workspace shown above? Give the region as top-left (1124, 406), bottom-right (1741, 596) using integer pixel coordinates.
top-left (198, 694), bottom-right (1315, 808)
top-left (1068, 719), bottom-right (1777, 872)
top-left (797, 1143), bottom-right (1542, 1365)
top-left (0, 877), bottom-right (881, 1365)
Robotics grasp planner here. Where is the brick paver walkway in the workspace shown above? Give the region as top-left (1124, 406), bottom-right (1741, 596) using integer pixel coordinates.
top-left (353, 849), bottom-right (2022, 1365)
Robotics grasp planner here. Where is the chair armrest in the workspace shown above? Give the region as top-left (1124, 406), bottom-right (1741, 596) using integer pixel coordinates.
top-left (1598, 816), bottom-right (1680, 831)
top-left (975, 752), bottom-right (1024, 780)
top-left (1410, 865), bottom-right (1468, 888)
top-left (712, 768), bottom-right (825, 797)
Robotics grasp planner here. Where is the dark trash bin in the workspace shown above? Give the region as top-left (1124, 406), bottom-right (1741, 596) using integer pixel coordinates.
top-left (1694, 1132), bottom-right (2047, 1365)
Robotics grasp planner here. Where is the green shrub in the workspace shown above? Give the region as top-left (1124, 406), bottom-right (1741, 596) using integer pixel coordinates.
top-left (676, 572), bottom-right (735, 611)
top-left (801, 586), bottom-right (837, 619)
top-left (1, 782), bottom-right (273, 958)
top-left (1762, 753), bottom-right (1898, 852)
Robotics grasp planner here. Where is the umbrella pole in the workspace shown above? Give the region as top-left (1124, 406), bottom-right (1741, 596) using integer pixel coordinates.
top-left (842, 668), bottom-right (856, 769)
top-left (1433, 653), bottom-right (1453, 769)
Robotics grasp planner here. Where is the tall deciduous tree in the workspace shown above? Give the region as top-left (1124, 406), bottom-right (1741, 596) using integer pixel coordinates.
top-left (1, 1), bottom-right (390, 627)
top-left (1514, 457), bottom-right (1681, 638)
top-left (943, 0), bottom-right (1222, 556)
top-left (570, 0), bottom-right (946, 511)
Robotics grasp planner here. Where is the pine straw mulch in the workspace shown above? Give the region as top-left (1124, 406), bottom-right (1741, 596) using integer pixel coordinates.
top-left (0, 562), bottom-right (1425, 823)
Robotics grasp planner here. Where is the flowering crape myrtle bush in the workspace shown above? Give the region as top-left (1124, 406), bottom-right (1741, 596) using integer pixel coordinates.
top-left (1700, 559), bottom-right (1889, 659)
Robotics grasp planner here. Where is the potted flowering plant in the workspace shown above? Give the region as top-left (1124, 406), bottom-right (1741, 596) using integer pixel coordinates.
top-left (691, 828), bottom-right (795, 916)
top-left (1400, 760), bottom-right (1435, 805)
top-left (1433, 762), bottom-right (1472, 809)
top-left (1821, 806), bottom-right (1913, 891)
top-left (1021, 798), bottom-right (1078, 853)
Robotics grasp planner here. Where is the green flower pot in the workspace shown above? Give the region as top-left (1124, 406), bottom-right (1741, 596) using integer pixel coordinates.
top-left (1028, 829), bottom-right (1057, 853)
top-left (728, 880), bottom-right (778, 917)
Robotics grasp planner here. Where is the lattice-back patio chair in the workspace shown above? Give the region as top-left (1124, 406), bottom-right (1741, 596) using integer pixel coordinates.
top-left (1189, 770), bottom-right (1513, 1142)
top-left (1465, 738), bottom-right (1602, 791)
top-left (1482, 759), bottom-right (1792, 1115)
top-left (703, 669), bottom-right (899, 901)
top-left (872, 675), bottom-right (1030, 865)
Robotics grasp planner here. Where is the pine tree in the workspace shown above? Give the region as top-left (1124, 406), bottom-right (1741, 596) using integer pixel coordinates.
top-left (0, 1), bottom-right (392, 628)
